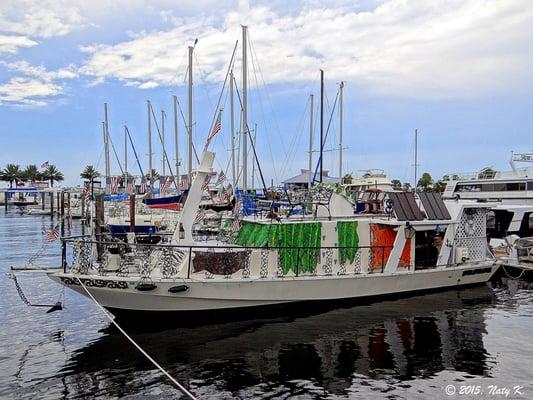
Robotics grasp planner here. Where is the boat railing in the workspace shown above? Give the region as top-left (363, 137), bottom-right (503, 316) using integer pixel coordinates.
top-left (60, 234), bottom-right (395, 279)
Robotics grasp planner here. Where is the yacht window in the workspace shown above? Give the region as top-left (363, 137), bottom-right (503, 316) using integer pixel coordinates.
top-left (506, 183), bottom-right (520, 191)
top-left (481, 184), bottom-right (494, 192)
top-left (493, 183), bottom-right (506, 191)
top-left (457, 184), bottom-right (481, 192)
top-left (486, 211), bottom-right (495, 230)
top-left (518, 182), bottom-right (526, 191)
top-left (528, 181), bottom-right (533, 190)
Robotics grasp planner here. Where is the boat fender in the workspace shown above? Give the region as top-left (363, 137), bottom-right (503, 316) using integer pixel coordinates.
top-left (135, 282), bottom-right (157, 291)
top-left (168, 285), bottom-right (189, 293)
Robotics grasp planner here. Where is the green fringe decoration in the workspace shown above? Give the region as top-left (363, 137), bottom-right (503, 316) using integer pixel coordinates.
top-left (234, 221), bottom-right (322, 275)
top-left (337, 221), bottom-right (359, 264)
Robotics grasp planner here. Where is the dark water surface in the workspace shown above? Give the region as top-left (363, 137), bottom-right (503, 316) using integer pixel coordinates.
top-left (1, 209), bottom-right (532, 399)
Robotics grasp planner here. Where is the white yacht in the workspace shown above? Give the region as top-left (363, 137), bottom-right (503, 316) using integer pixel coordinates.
top-left (442, 153), bottom-right (533, 239)
top-left (48, 151), bottom-right (498, 317)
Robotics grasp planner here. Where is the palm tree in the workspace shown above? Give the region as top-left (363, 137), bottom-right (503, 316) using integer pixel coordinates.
top-left (22, 164), bottom-right (39, 182)
top-left (42, 165), bottom-right (64, 187)
top-left (144, 169), bottom-right (160, 182)
top-left (80, 165), bottom-right (100, 181)
top-left (1, 164), bottom-right (22, 188)
top-left (391, 179), bottom-right (402, 190)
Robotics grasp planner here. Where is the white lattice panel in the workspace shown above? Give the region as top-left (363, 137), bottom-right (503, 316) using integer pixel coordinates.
top-left (454, 209), bottom-right (488, 262)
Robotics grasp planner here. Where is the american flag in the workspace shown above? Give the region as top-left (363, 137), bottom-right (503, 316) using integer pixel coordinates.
top-left (204, 109), bottom-right (222, 149)
top-left (160, 176), bottom-right (171, 194)
top-left (127, 177), bottom-right (136, 194)
top-left (46, 224), bottom-right (60, 242)
top-left (179, 177), bottom-right (188, 190)
top-left (219, 189), bottom-right (230, 203)
top-left (232, 216), bottom-right (241, 233)
top-left (216, 170), bottom-right (226, 186)
top-left (202, 175), bottom-right (211, 191)
top-left (231, 199), bottom-right (241, 233)
top-left (82, 187), bottom-right (90, 202)
top-left (41, 161), bottom-right (49, 168)
top-left (194, 208), bottom-right (206, 224)
top-left (140, 178), bottom-right (148, 194)
top-left (110, 176), bottom-right (120, 194)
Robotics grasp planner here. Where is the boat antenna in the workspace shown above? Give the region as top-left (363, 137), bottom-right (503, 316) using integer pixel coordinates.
top-left (320, 69), bottom-right (324, 183)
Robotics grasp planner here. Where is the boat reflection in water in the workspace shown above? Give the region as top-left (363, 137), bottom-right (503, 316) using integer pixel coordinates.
top-left (53, 285), bottom-right (496, 398)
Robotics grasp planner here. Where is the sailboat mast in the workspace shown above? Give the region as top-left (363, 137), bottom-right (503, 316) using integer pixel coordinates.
top-left (124, 125), bottom-right (128, 186)
top-left (188, 45), bottom-right (194, 180)
top-left (104, 103), bottom-right (110, 182)
top-left (173, 95), bottom-right (180, 193)
top-left (320, 69), bottom-right (324, 183)
top-left (308, 94), bottom-right (314, 190)
top-left (242, 25), bottom-right (248, 191)
top-left (230, 69), bottom-right (236, 187)
top-left (147, 100), bottom-right (153, 186)
top-left (339, 81), bottom-right (344, 180)
top-left (161, 110), bottom-right (166, 177)
top-left (414, 128), bottom-right (419, 191)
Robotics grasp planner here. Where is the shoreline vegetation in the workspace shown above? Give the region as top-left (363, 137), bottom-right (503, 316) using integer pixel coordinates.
top-left (0, 163), bottom-right (64, 188)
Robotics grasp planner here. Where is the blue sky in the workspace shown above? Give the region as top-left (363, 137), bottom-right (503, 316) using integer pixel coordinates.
top-left (1, 0), bottom-right (532, 187)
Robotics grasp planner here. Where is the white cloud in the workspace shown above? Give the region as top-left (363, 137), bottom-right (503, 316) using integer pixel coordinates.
top-left (78, 0), bottom-right (533, 98)
top-left (0, 34), bottom-right (37, 53)
top-left (0, 77), bottom-right (62, 106)
top-left (0, 0), bottom-right (85, 38)
top-left (0, 61), bottom-right (78, 106)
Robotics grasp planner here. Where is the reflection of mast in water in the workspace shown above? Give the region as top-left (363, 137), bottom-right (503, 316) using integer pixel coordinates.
top-left (36, 287), bottom-right (494, 398)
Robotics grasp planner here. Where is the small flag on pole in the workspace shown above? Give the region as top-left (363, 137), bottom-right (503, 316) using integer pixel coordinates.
top-left (41, 161), bottom-right (49, 168)
top-left (194, 209), bottom-right (206, 224)
top-left (140, 178), bottom-right (148, 194)
top-left (216, 170), bottom-right (226, 186)
top-left (127, 177), bottom-right (136, 194)
top-left (202, 175), bottom-right (211, 191)
top-left (46, 224), bottom-right (60, 242)
top-left (204, 109), bottom-right (222, 149)
top-left (160, 176), bottom-right (171, 194)
top-left (110, 176), bottom-right (120, 194)
top-left (82, 187), bottom-right (90, 202)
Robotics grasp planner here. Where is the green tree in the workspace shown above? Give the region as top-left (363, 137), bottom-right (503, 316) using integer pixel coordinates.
top-left (417, 172), bottom-right (434, 192)
top-left (391, 179), bottom-right (402, 190)
top-left (80, 165), bottom-right (100, 181)
top-left (433, 180), bottom-right (447, 193)
top-left (22, 164), bottom-right (40, 181)
top-left (402, 182), bottom-right (412, 192)
top-left (1, 164), bottom-right (22, 188)
top-left (42, 165), bottom-right (64, 187)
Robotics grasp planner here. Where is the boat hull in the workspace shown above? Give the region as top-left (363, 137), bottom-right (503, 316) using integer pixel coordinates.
top-left (49, 262), bottom-right (497, 314)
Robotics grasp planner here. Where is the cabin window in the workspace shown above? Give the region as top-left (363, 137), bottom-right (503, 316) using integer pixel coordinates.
top-left (527, 182), bottom-right (533, 190)
top-left (457, 184), bottom-right (481, 192)
top-left (493, 183), bottom-right (506, 191)
top-left (505, 182), bottom-right (523, 191)
top-left (415, 229), bottom-right (446, 270)
top-left (481, 184), bottom-right (494, 192)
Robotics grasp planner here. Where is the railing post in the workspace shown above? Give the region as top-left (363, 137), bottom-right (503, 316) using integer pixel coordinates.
top-left (187, 246), bottom-right (192, 279)
top-left (62, 239), bottom-right (67, 273)
top-left (296, 247), bottom-right (300, 277)
top-left (381, 246), bottom-right (385, 273)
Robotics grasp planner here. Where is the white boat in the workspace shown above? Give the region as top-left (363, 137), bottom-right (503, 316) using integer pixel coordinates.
top-left (49, 151), bottom-right (499, 317)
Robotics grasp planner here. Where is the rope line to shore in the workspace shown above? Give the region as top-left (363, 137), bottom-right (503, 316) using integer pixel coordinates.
top-left (74, 276), bottom-right (197, 400)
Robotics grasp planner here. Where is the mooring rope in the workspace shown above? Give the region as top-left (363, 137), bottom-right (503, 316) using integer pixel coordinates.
top-left (74, 276), bottom-right (197, 400)
top-left (501, 264), bottom-right (526, 280)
